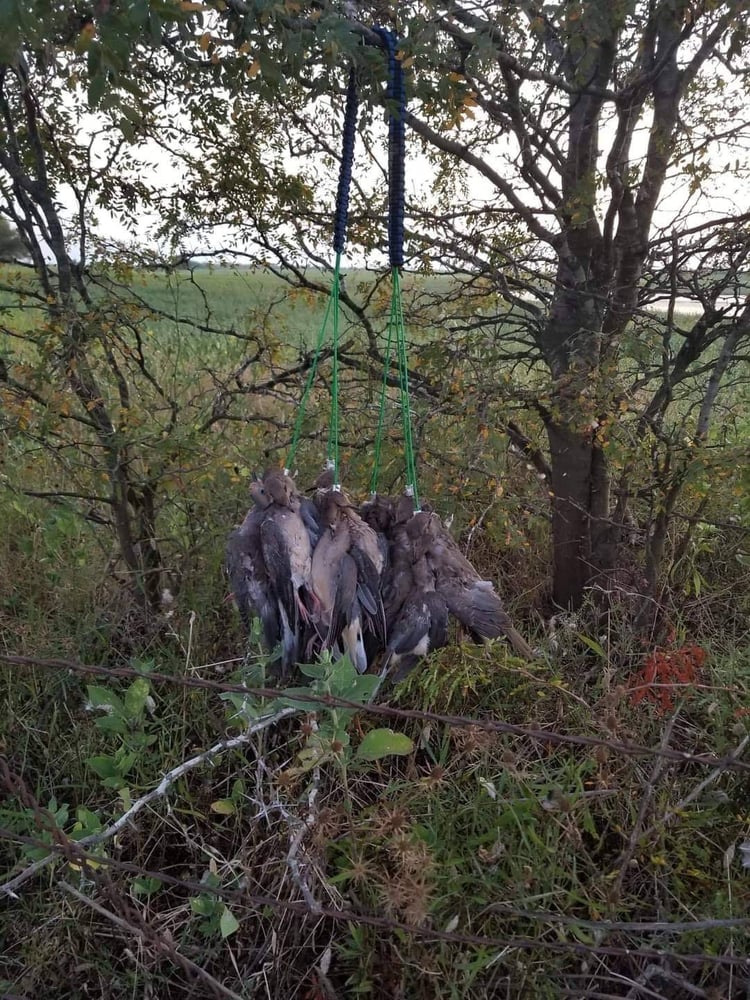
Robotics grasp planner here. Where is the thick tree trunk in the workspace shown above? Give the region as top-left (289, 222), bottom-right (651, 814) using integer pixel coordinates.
top-left (546, 421), bottom-right (596, 610)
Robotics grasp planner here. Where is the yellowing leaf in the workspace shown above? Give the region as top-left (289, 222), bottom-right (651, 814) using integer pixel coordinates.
top-left (220, 906), bottom-right (239, 938)
top-left (210, 799), bottom-right (236, 815)
top-left (199, 31), bottom-right (211, 51)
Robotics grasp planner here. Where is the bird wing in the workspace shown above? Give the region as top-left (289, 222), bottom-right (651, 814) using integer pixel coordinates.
top-left (440, 581), bottom-right (533, 658)
top-left (425, 592), bottom-right (449, 650)
top-left (439, 580), bottom-right (511, 639)
top-left (387, 597), bottom-right (431, 657)
top-left (350, 545), bottom-right (387, 642)
top-left (260, 514), bottom-right (297, 627)
top-left (225, 520), bottom-right (280, 648)
top-left (297, 496), bottom-right (321, 548)
top-left (328, 552), bottom-right (359, 650)
top-left (381, 554), bottom-right (413, 627)
top-left (350, 516), bottom-right (385, 575)
top-left (340, 595), bottom-right (368, 674)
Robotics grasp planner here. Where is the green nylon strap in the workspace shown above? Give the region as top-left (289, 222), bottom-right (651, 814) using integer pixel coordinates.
top-left (285, 252), bottom-right (343, 476)
top-left (369, 284), bottom-right (396, 496)
top-left (369, 268), bottom-right (420, 510)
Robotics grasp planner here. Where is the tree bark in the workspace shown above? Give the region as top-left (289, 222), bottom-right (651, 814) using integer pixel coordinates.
top-left (546, 420), bottom-right (595, 610)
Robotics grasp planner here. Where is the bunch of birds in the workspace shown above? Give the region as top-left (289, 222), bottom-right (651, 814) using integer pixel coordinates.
top-left (226, 467), bottom-right (534, 682)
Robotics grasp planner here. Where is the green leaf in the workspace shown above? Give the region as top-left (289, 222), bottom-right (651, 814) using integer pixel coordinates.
top-left (86, 685), bottom-right (125, 716)
top-left (575, 633), bottom-right (606, 658)
top-left (94, 716), bottom-right (129, 735)
top-left (124, 677), bottom-right (150, 718)
top-left (220, 906), bottom-right (240, 938)
top-left (132, 876), bottom-right (162, 897)
top-left (355, 728), bottom-right (414, 762)
top-left (297, 662), bottom-right (330, 680)
top-left (190, 896), bottom-right (215, 917)
top-left (86, 755), bottom-right (119, 779)
top-left (125, 731), bottom-right (155, 749)
top-left (278, 687), bottom-right (315, 711)
top-left (210, 799), bottom-right (236, 816)
top-left (341, 672), bottom-right (379, 702)
top-left (74, 807), bottom-right (102, 833)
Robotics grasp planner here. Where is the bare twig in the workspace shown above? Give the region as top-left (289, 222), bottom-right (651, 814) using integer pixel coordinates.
top-left (59, 881), bottom-right (245, 1000)
top-left (0, 706), bottom-right (297, 898)
top-left (643, 734), bottom-right (750, 840)
top-left (2, 825), bottom-right (750, 971)
top-left (611, 713), bottom-right (679, 897)
top-left (3, 653), bottom-right (749, 773)
top-left (286, 765), bottom-right (323, 914)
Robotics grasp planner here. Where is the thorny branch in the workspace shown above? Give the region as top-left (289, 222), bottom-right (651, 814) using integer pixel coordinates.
top-left (1, 826), bottom-right (749, 970)
top-left (2, 652), bottom-right (749, 773)
top-left (0, 707), bottom-right (297, 898)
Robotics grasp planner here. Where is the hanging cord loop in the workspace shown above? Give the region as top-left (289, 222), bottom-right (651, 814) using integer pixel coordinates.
top-left (369, 29), bottom-right (419, 510)
top-left (285, 67), bottom-right (359, 480)
top-left (372, 28), bottom-right (405, 270)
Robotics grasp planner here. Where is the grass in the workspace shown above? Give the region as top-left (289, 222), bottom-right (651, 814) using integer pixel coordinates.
top-left (1, 268), bottom-right (750, 997)
top-left (2, 641), bottom-right (749, 998)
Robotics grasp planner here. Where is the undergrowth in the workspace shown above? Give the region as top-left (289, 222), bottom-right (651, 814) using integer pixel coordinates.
top-left (1, 616), bottom-right (749, 998)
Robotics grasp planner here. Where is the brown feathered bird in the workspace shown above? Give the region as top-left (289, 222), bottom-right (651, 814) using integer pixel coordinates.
top-left (225, 491), bottom-right (280, 654)
top-left (406, 510), bottom-right (534, 660)
top-left (254, 468), bottom-right (318, 675)
top-left (316, 488), bottom-right (387, 647)
top-left (381, 553), bottom-right (449, 681)
top-left (311, 490), bottom-right (368, 673)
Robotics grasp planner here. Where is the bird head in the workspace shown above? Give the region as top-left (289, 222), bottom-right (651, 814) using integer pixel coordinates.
top-left (395, 493), bottom-right (416, 524)
top-left (317, 490), bottom-right (345, 529)
top-left (360, 494), bottom-right (395, 532)
top-left (249, 479), bottom-right (272, 509)
top-left (262, 467), bottom-right (294, 506)
top-left (312, 467), bottom-right (335, 492)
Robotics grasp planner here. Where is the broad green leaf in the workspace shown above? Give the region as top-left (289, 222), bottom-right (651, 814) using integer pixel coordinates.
top-left (297, 662), bottom-right (330, 680)
top-left (210, 799), bottom-right (236, 816)
top-left (220, 906), bottom-right (240, 938)
top-left (278, 687), bottom-right (316, 711)
top-left (355, 728), bottom-right (414, 762)
top-left (190, 896), bottom-right (215, 917)
top-left (94, 716), bottom-right (129, 735)
top-left (86, 685), bottom-right (125, 716)
top-left (86, 755), bottom-right (119, 779)
top-left (132, 876), bottom-right (162, 897)
top-left (124, 677), bottom-right (150, 718)
top-left (74, 807), bottom-right (102, 833)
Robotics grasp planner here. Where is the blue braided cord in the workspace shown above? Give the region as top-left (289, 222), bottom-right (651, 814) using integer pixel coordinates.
top-left (333, 67), bottom-right (359, 256)
top-left (390, 40), bottom-right (405, 268)
top-left (373, 26), bottom-right (406, 269)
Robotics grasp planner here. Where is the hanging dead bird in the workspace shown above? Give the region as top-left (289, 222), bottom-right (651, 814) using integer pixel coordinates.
top-left (381, 555), bottom-right (449, 682)
top-left (316, 488), bottom-right (387, 645)
top-left (407, 510), bottom-right (535, 660)
top-left (310, 490), bottom-right (367, 673)
top-left (359, 493), bottom-right (395, 535)
top-left (225, 502), bottom-right (280, 655)
top-left (255, 468), bottom-right (318, 676)
top-left (362, 491), bottom-right (427, 632)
